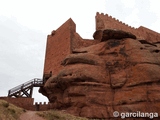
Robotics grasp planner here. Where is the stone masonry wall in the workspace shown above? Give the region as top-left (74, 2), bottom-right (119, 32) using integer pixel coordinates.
top-left (71, 33), bottom-right (99, 51)
top-left (34, 102), bottom-right (51, 111)
top-left (0, 97), bottom-right (51, 111)
top-left (43, 18), bottom-right (75, 75)
top-left (137, 26), bottom-right (160, 43)
top-left (95, 12), bottom-right (139, 36)
top-left (96, 12), bottom-right (160, 43)
top-left (43, 18), bottom-right (98, 75)
top-left (0, 97), bottom-right (34, 110)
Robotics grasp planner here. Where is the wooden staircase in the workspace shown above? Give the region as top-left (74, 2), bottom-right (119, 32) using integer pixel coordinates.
top-left (8, 78), bottom-right (43, 98)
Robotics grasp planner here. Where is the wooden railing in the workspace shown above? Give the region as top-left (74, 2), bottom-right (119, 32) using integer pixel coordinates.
top-left (8, 78), bottom-right (43, 97)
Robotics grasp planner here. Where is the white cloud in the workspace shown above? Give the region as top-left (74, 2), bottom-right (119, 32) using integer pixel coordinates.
top-left (0, 16), bottom-right (46, 101)
top-left (0, 0), bottom-right (107, 102)
top-left (149, 0), bottom-right (160, 15)
top-left (124, 8), bottom-right (140, 27)
top-left (0, 0), bottom-right (107, 38)
top-left (148, 0), bottom-right (160, 33)
top-left (120, 0), bottom-right (136, 8)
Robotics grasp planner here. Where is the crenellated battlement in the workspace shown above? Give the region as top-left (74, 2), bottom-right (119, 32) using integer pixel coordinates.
top-left (34, 102), bottom-right (51, 111)
top-left (96, 12), bottom-right (160, 43)
top-left (34, 102), bottom-right (49, 105)
top-left (96, 12), bottom-right (137, 31)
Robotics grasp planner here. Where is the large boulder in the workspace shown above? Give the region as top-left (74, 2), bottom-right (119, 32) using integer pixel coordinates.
top-left (40, 31), bottom-right (160, 119)
top-left (93, 29), bottom-right (136, 41)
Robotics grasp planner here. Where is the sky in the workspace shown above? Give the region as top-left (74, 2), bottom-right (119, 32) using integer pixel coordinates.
top-left (0, 0), bottom-right (159, 103)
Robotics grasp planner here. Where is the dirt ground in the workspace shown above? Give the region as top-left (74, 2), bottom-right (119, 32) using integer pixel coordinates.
top-left (19, 111), bottom-right (45, 120)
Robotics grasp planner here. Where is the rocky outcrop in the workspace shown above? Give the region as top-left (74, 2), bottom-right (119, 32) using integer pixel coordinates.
top-left (40, 29), bottom-right (160, 119)
top-left (93, 29), bottom-right (136, 41)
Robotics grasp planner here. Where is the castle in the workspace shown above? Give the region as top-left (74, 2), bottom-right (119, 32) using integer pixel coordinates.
top-left (43, 12), bottom-right (160, 77)
top-left (1, 12), bottom-right (160, 113)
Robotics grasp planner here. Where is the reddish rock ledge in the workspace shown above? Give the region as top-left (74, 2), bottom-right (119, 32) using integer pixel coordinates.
top-left (39, 12), bottom-right (160, 119)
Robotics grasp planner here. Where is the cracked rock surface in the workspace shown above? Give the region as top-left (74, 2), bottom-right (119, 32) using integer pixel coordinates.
top-left (40, 31), bottom-right (160, 119)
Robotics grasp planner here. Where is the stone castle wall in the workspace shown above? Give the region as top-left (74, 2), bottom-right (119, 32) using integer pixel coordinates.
top-left (0, 97), bottom-right (51, 111)
top-left (44, 12), bottom-right (160, 76)
top-left (44, 18), bottom-right (75, 75)
top-left (137, 26), bottom-right (160, 43)
top-left (71, 33), bottom-right (99, 50)
top-left (95, 12), bottom-right (138, 35)
top-left (43, 18), bottom-right (98, 75)
top-left (96, 12), bottom-right (160, 43)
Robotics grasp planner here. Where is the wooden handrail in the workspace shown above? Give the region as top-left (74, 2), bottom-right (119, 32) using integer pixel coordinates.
top-left (8, 78), bottom-right (43, 96)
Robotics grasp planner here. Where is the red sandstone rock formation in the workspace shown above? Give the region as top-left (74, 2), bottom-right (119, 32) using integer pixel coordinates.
top-left (40, 13), bottom-right (160, 119)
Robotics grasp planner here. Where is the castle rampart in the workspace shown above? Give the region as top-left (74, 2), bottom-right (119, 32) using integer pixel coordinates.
top-left (137, 26), bottom-right (160, 43)
top-left (0, 97), bottom-right (35, 110)
top-left (43, 12), bottom-right (160, 76)
top-left (0, 97), bottom-right (51, 111)
top-left (34, 102), bottom-right (51, 111)
top-left (96, 12), bottom-right (160, 43)
top-left (96, 12), bottom-right (139, 37)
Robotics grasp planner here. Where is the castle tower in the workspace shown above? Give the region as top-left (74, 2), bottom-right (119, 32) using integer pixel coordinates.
top-left (43, 18), bottom-right (75, 75)
top-left (43, 18), bottom-right (98, 76)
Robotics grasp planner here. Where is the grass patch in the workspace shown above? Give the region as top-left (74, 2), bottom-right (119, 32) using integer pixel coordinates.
top-left (0, 100), bottom-right (25, 120)
top-left (37, 110), bottom-right (88, 120)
